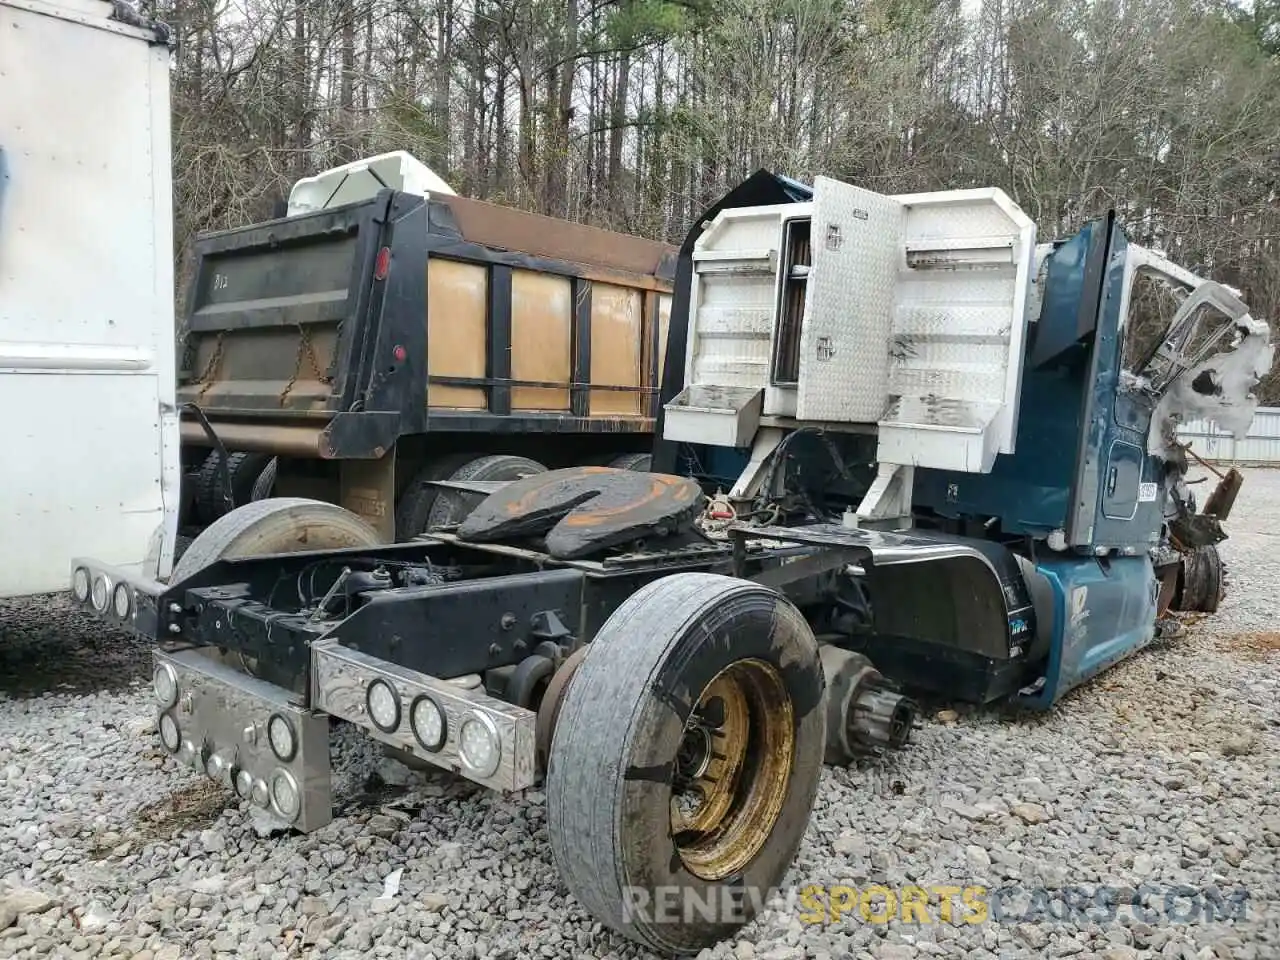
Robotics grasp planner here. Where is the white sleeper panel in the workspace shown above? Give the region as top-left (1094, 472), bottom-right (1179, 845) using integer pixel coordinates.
top-left (887, 190), bottom-right (1036, 465)
top-left (685, 206), bottom-right (793, 392)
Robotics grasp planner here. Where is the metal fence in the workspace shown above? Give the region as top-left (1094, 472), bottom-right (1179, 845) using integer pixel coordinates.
top-left (1176, 406), bottom-right (1280, 465)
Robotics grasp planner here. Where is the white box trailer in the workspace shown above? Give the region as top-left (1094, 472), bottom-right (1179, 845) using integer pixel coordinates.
top-left (0, 0), bottom-right (178, 597)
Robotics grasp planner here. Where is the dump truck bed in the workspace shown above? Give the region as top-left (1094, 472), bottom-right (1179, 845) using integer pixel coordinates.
top-left (178, 190), bottom-right (676, 458)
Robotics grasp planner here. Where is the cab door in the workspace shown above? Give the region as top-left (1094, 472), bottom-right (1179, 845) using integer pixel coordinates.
top-left (1064, 223), bottom-right (1167, 551)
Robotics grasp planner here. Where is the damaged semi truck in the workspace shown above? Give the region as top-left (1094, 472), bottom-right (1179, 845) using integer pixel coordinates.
top-left (178, 150), bottom-right (675, 542)
top-left (70, 172), bottom-right (1270, 954)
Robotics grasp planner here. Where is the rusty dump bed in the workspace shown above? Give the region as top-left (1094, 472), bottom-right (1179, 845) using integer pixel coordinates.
top-left (177, 190), bottom-right (677, 459)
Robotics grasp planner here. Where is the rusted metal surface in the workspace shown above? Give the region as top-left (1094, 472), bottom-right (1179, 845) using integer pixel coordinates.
top-left (1156, 563), bottom-right (1179, 617)
top-left (589, 282), bottom-right (645, 416)
top-left (672, 658), bottom-right (794, 882)
top-left (439, 194), bottom-right (676, 283)
top-left (818, 644), bottom-right (916, 763)
top-left (340, 453), bottom-right (396, 541)
top-left (510, 271), bottom-right (572, 411)
top-left (533, 645), bottom-right (589, 771)
top-left (1203, 467), bottom-right (1244, 521)
top-left (456, 465), bottom-right (703, 559)
top-left (426, 259), bottom-right (488, 409)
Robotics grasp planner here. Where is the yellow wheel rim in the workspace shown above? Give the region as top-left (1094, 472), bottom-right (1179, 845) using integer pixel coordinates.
top-left (671, 658), bottom-right (794, 881)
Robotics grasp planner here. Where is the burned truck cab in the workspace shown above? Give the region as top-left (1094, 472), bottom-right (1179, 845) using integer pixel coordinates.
top-left (660, 175), bottom-right (1272, 708)
top-left (66, 169), bottom-right (1269, 957)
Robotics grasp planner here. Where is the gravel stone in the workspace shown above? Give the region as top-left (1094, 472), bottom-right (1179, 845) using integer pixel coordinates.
top-left (2, 467), bottom-right (1279, 958)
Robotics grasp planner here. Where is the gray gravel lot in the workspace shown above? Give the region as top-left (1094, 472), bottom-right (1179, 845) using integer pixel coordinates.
top-left (1, 469), bottom-right (1277, 960)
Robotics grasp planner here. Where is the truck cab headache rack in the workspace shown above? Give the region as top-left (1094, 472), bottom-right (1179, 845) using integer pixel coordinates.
top-left (665, 177), bottom-right (1036, 478)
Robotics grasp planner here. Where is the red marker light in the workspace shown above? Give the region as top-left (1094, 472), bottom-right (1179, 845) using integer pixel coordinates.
top-left (392, 345), bottom-right (407, 362)
top-left (374, 247), bottom-right (391, 280)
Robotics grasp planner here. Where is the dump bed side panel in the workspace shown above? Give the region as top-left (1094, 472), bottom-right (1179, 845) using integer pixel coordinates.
top-left (420, 197), bottom-right (675, 431)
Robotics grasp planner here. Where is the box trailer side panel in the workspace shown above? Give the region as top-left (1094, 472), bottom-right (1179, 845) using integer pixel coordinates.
top-left (0, 0), bottom-right (177, 597)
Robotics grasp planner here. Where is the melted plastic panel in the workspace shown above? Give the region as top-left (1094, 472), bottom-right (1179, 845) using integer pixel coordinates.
top-left (1146, 310), bottom-right (1273, 462)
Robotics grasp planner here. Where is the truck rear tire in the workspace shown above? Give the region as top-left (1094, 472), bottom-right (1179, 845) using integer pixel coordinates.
top-left (546, 573), bottom-right (826, 954)
top-left (194, 451), bottom-right (273, 522)
top-left (609, 452), bottom-right (653, 472)
top-left (249, 457), bottom-right (278, 502)
top-left (425, 454), bottom-right (547, 529)
top-left (394, 452), bottom-right (479, 540)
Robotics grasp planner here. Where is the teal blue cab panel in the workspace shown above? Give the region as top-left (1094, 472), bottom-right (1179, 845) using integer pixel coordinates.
top-left (1018, 554), bottom-right (1158, 709)
top-left (915, 217), bottom-right (1168, 553)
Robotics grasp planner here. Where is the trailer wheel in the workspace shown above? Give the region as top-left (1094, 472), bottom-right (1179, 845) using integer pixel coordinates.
top-left (609, 452), bottom-right (653, 472)
top-left (249, 457), bottom-right (278, 502)
top-left (425, 454), bottom-right (547, 529)
top-left (393, 453), bottom-right (479, 540)
top-left (194, 451), bottom-right (273, 522)
top-left (546, 573), bottom-right (825, 954)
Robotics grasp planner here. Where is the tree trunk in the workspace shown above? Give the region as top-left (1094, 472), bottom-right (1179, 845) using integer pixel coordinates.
top-left (339, 0), bottom-right (356, 162)
top-left (293, 1), bottom-right (310, 179)
top-left (543, 0), bottom-right (579, 216)
top-left (607, 48), bottom-right (631, 219)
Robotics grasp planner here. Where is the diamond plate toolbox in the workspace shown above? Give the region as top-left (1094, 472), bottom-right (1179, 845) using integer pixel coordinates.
top-left (796, 177), bottom-right (904, 423)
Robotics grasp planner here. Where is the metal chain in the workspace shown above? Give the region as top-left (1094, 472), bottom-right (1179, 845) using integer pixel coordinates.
top-left (194, 332), bottom-right (226, 403)
top-left (300, 324), bottom-right (327, 383)
top-left (278, 332), bottom-right (305, 408)
top-left (279, 324), bottom-right (327, 407)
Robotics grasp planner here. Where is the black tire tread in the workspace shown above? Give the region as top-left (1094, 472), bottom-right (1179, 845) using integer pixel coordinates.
top-left (392, 452), bottom-right (479, 541)
top-left (546, 572), bottom-right (822, 953)
top-left (195, 451), bottom-right (273, 522)
top-left (425, 454), bottom-right (547, 529)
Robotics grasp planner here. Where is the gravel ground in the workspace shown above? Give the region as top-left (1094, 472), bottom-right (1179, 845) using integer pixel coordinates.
top-left (1, 469), bottom-right (1278, 960)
